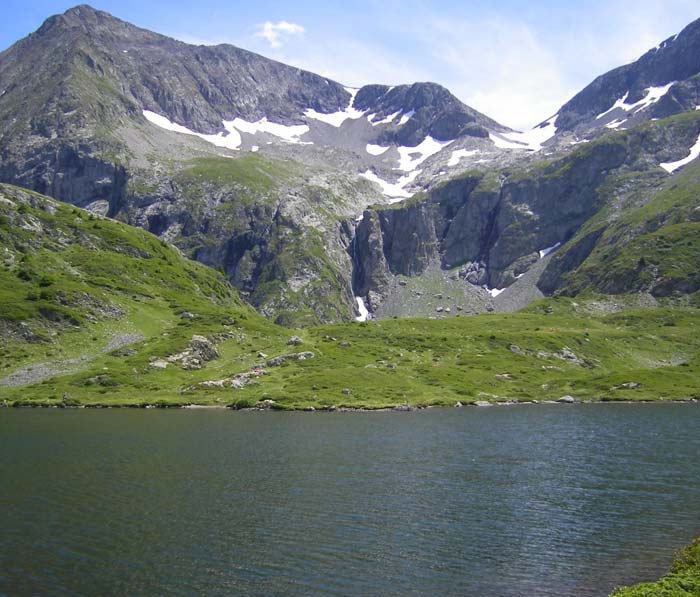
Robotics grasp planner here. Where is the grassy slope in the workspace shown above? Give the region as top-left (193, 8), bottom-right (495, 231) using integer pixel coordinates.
top-left (129, 153), bottom-right (358, 327)
top-left (0, 183), bottom-right (699, 409)
top-left (611, 538), bottom-right (700, 596)
top-left (554, 113), bottom-right (700, 296)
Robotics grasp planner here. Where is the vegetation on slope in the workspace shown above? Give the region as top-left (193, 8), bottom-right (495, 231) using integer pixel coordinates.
top-left (1, 183), bottom-right (699, 409)
top-left (546, 112), bottom-right (700, 297)
top-left (611, 537), bottom-right (700, 596)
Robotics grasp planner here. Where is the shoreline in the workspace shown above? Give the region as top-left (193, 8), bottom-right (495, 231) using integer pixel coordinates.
top-left (2, 398), bottom-right (698, 411)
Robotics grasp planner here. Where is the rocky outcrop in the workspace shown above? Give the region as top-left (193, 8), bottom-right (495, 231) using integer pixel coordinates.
top-left (352, 133), bottom-right (635, 303)
top-left (556, 16), bottom-right (700, 133)
top-left (354, 82), bottom-right (509, 145)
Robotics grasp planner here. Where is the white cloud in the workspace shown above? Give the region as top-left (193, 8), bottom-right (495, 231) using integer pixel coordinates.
top-left (255, 21), bottom-right (304, 49)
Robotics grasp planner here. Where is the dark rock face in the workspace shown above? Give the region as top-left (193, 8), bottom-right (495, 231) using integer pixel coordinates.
top-left (355, 82), bottom-right (507, 145)
top-left (351, 123), bottom-right (684, 302)
top-left (0, 4), bottom-right (516, 325)
top-left (556, 16), bottom-right (700, 133)
top-left (0, 5), bottom-right (350, 133)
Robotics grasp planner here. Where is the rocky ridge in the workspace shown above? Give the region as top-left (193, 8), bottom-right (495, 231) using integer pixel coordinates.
top-left (1, 6), bottom-right (700, 323)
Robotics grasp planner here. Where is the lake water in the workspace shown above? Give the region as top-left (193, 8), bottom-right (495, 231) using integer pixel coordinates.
top-left (1, 404), bottom-right (699, 596)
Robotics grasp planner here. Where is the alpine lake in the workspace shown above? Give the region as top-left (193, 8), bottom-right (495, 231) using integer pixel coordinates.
top-left (1, 403), bottom-right (699, 596)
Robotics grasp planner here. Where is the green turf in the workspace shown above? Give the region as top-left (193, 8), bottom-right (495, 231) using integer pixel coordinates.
top-left (610, 537), bottom-right (700, 596)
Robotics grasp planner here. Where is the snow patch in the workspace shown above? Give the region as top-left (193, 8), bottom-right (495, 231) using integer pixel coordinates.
top-left (398, 110), bottom-right (415, 125)
top-left (488, 288), bottom-right (505, 298)
top-left (360, 169), bottom-right (420, 201)
top-left (225, 117), bottom-right (309, 143)
top-left (448, 149), bottom-right (479, 167)
top-left (605, 119), bottom-right (627, 129)
top-left (366, 144), bottom-right (390, 156)
top-left (355, 296), bottom-right (370, 322)
top-left (396, 136), bottom-right (453, 172)
top-left (371, 111), bottom-right (402, 126)
top-left (660, 132), bottom-right (700, 173)
top-left (539, 242), bottom-right (561, 259)
top-left (143, 110), bottom-right (314, 148)
top-left (304, 87), bottom-right (364, 127)
top-left (595, 83), bottom-right (676, 120)
top-left (489, 133), bottom-right (528, 150)
top-left (143, 110), bottom-right (242, 150)
top-left (251, 145), bottom-right (259, 152)
top-left (498, 115), bottom-right (557, 152)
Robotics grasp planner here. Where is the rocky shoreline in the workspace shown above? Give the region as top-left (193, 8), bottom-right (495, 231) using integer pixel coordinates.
top-left (2, 397), bottom-right (698, 411)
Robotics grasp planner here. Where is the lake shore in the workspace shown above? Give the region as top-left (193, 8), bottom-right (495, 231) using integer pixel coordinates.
top-left (2, 397), bottom-right (698, 411)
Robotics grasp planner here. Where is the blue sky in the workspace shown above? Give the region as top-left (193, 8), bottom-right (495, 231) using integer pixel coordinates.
top-left (2, 1), bottom-right (699, 129)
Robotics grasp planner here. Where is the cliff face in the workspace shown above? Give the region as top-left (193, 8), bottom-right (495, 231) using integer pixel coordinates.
top-left (555, 17), bottom-right (700, 134)
top-left (3, 5), bottom-right (700, 325)
top-left (352, 113), bottom-right (700, 310)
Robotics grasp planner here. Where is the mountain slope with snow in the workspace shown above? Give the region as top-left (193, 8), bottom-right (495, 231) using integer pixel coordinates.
top-left (2, 5), bottom-right (700, 324)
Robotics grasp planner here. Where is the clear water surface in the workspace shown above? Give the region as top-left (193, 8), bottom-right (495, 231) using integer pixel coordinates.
top-left (1, 404), bottom-right (699, 596)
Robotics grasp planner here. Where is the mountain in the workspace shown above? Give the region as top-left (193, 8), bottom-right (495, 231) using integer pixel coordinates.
top-left (555, 18), bottom-right (700, 135)
top-left (1, 5), bottom-right (700, 326)
top-left (0, 4), bottom-right (519, 324)
top-left (2, 184), bottom-right (699, 408)
top-left (349, 17), bottom-right (700, 317)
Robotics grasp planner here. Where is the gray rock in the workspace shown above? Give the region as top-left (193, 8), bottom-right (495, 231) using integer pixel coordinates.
top-left (188, 335), bottom-right (219, 362)
top-left (264, 352), bottom-right (315, 367)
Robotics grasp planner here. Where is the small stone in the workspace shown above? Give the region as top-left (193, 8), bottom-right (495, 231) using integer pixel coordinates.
top-left (557, 395), bottom-right (576, 403)
top-left (257, 351), bottom-right (268, 359)
top-left (341, 388), bottom-right (352, 395)
top-left (615, 382), bottom-right (642, 390)
top-left (287, 336), bottom-right (303, 346)
top-left (474, 401), bottom-right (492, 407)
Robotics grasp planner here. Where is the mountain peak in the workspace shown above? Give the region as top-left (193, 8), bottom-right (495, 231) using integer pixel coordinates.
top-left (36, 4), bottom-right (127, 38)
top-left (63, 4), bottom-right (101, 17)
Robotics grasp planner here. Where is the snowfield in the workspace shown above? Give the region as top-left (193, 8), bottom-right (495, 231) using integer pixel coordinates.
top-left (497, 115), bottom-right (558, 152)
top-left (143, 110), bottom-right (313, 147)
top-left (660, 132), bottom-right (700, 173)
top-left (448, 149), bottom-right (479, 167)
top-left (304, 87), bottom-right (365, 127)
top-left (396, 137), bottom-right (453, 172)
top-left (596, 82), bottom-right (676, 120)
top-left (366, 144), bottom-right (390, 156)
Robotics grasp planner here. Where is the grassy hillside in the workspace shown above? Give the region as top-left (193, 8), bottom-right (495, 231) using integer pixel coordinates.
top-left (1, 184), bottom-right (699, 409)
top-left (611, 537), bottom-right (700, 596)
top-left (550, 114), bottom-right (700, 297)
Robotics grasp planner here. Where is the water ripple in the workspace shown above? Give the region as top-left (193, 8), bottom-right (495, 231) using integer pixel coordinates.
top-left (1, 405), bottom-right (699, 596)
